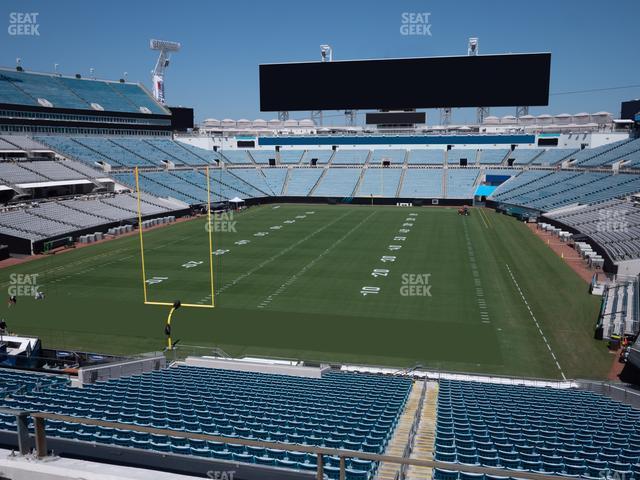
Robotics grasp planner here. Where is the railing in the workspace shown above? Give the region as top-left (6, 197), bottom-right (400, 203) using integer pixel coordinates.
top-left (0, 409), bottom-right (571, 480)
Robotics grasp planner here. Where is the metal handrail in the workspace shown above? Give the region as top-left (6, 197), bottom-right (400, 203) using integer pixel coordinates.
top-left (13, 410), bottom-right (568, 480)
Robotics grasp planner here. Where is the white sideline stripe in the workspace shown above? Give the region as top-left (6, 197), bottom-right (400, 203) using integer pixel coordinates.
top-left (505, 263), bottom-right (567, 380)
top-left (197, 210), bottom-right (354, 303)
top-left (258, 211), bottom-right (378, 309)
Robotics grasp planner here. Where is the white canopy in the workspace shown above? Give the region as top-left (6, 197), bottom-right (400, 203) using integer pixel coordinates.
top-left (229, 197), bottom-right (244, 203)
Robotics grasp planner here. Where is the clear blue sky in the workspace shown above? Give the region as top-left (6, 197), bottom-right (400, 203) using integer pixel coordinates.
top-left (2, 0), bottom-right (639, 124)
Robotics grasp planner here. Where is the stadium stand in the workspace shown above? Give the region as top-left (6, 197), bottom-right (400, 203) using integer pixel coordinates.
top-left (546, 199), bottom-right (640, 261)
top-left (331, 150), bottom-right (370, 165)
top-left (278, 150), bottom-right (305, 164)
top-left (370, 149), bottom-right (406, 165)
top-left (446, 169), bottom-right (480, 198)
top-left (434, 379), bottom-right (640, 479)
top-left (0, 365), bottom-right (411, 478)
top-left (262, 168), bottom-right (288, 195)
top-left (301, 150), bottom-right (334, 165)
top-left (357, 168), bottom-right (403, 197)
top-left (407, 150), bottom-right (445, 165)
top-left (504, 149), bottom-right (542, 165)
top-left (530, 148), bottom-right (578, 166)
top-left (247, 149), bottom-right (277, 164)
top-left (312, 168), bottom-right (362, 197)
top-left (0, 68), bottom-right (168, 114)
top-left (400, 169), bottom-right (443, 198)
top-left (285, 168), bottom-right (324, 196)
top-left (448, 150), bottom-right (478, 166)
top-left (478, 149), bottom-right (509, 165)
top-left (598, 279), bottom-right (639, 338)
top-left (220, 150), bottom-right (253, 164)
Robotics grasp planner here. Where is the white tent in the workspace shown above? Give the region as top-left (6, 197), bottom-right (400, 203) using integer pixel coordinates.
top-left (229, 197), bottom-right (244, 203)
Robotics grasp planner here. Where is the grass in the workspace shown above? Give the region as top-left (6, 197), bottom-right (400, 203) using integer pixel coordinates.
top-left (0, 204), bottom-right (611, 379)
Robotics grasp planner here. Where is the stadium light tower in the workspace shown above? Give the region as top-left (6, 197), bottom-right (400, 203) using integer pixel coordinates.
top-left (469, 37), bottom-right (490, 125)
top-left (150, 39), bottom-right (181, 105)
top-left (309, 45), bottom-right (334, 127)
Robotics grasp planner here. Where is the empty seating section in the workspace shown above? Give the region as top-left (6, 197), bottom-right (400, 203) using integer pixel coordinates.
top-left (248, 150), bottom-right (277, 164)
top-left (400, 169), bottom-right (443, 198)
top-left (547, 200), bottom-right (640, 261)
top-left (0, 70), bottom-right (88, 109)
top-left (0, 193), bottom-right (175, 240)
top-left (531, 149), bottom-right (577, 166)
top-left (0, 136), bottom-right (47, 151)
top-left (599, 281), bottom-right (639, 338)
top-left (448, 150), bottom-right (478, 165)
top-left (313, 168), bottom-right (361, 196)
top-left (506, 149), bottom-right (542, 165)
top-left (302, 150), bottom-right (333, 165)
top-left (358, 169), bottom-right (402, 197)
top-left (33, 136), bottom-right (217, 170)
top-left (0, 366), bottom-right (411, 479)
top-left (210, 169), bottom-right (268, 198)
top-left (229, 169), bottom-right (274, 195)
top-left (144, 139), bottom-right (211, 166)
top-left (371, 149), bottom-right (406, 165)
top-left (262, 169), bottom-right (288, 195)
top-left (114, 172), bottom-right (206, 204)
top-left (34, 136), bottom-right (108, 167)
top-left (408, 150), bottom-right (445, 165)
top-left (220, 150), bottom-right (253, 164)
top-left (175, 141), bottom-right (220, 164)
top-left (0, 368), bottom-right (68, 397)
top-left (285, 168), bottom-right (324, 196)
top-left (0, 68), bottom-right (166, 114)
top-left (278, 150), bottom-right (304, 164)
top-left (0, 162), bottom-right (47, 184)
top-left (569, 139), bottom-right (630, 167)
top-left (109, 138), bottom-right (171, 166)
top-left (331, 150), bottom-right (370, 165)
top-left (74, 137), bottom-right (155, 168)
top-left (447, 169), bottom-right (480, 198)
top-left (479, 149), bottom-right (509, 165)
top-left (493, 171), bottom-right (640, 212)
top-left (489, 171), bottom-right (552, 199)
top-left (25, 161), bottom-right (89, 181)
top-left (435, 379), bottom-right (640, 479)
top-left (107, 82), bottom-right (167, 114)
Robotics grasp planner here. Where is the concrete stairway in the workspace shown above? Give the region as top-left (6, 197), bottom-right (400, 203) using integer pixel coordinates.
top-left (376, 380), bottom-right (424, 480)
top-left (405, 381), bottom-right (439, 480)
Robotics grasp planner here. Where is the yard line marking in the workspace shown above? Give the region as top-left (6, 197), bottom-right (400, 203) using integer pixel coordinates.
top-left (505, 263), bottom-right (566, 380)
top-left (257, 211), bottom-right (378, 309)
top-left (198, 210), bottom-right (355, 303)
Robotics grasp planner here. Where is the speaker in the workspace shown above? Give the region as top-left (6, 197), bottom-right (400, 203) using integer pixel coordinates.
top-left (311, 158), bottom-right (318, 166)
top-left (460, 158), bottom-right (468, 167)
top-left (268, 158), bottom-right (276, 166)
top-left (213, 146), bottom-right (218, 152)
top-left (332, 145), bottom-right (337, 151)
top-left (511, 144), bottom-right (516, 151)
top-left (507, 158), bottom-right (515, 167)
top-left (447, 145), bottom-right (452, 151)
top-left (275, 145), bottom-right (280, 152)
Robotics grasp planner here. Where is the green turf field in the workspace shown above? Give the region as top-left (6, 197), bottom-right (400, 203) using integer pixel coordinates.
top-left (0, 204), bottom-right (611, 379)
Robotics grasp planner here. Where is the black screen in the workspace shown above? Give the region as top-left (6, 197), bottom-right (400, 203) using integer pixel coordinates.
top-left (621, 100), bottom-right (640, 121)
top-left (168, 106), bottom-right (194, 131)
top-left (260, 53), bottom-right (551, 111)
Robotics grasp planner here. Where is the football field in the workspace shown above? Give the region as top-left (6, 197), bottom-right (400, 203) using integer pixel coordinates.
top-left (0, 204), bottom-right (611, 379)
